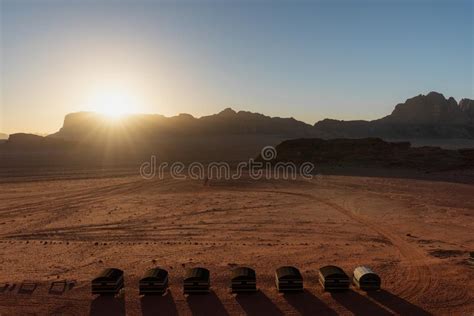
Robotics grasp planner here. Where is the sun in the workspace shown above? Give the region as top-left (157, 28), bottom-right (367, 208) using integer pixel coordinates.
top-left (85, 89), bottom-right (139, 120)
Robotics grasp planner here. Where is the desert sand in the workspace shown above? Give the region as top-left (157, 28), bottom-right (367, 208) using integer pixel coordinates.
top-left (0, 171), bottom-right (473, 315)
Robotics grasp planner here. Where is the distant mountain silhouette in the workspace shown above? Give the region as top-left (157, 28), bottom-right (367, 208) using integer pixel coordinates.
top-left (48, 107), bottom-right (317, 142)
top-left (314, 92), bottom-right (474, 138)
top-left (261, 138), bottom-right (474, 171)
top-left (44, 92), bottom-right (473, 142)
top-left (2, 91), bottom-right (474, 168)
top-left (459, 98), bottom-right (474, 123)
top-left (384, 92), bottom-right (467, 124)
top-left (4, 133), bottom-right (73, 150)
top-left (9, 133), bottom-right (44, 143)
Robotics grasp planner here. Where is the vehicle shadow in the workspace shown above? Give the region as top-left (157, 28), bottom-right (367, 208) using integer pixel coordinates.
top-left (141, 291), bottom-right (178, 316)
top-left (89, 295), bottom-right (126, 316)
top-left (0, 283), bottom-right (10, 293)
top-left (368, 289), bottom-right (432, 315)
top-left (186, 290), bottom-right (229, 316)
top-left (331, 290), bottom-right (392, 315)
top-left (284, 289), bottom-right (338, 316)
top-left (18, 282), bottom-right (37, 294)
top-left (49, 281), bottom-right (67, 295)
top-left (235, 290), bottom-right (284, 316)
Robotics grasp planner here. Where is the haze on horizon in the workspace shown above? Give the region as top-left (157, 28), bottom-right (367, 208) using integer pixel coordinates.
top-left (0, 0), bottom-right (472, 134)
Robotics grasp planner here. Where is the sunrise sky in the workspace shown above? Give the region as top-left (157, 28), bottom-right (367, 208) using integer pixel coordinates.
top-left (1, 0), bottom-right (472, 134)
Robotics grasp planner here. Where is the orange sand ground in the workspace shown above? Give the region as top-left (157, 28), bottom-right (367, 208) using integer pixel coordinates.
top-left (0, 172), bottom-right (473, 315)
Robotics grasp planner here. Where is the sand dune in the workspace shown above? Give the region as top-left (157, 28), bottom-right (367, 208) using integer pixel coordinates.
top-left (0, 172), bottom-right (473, 315)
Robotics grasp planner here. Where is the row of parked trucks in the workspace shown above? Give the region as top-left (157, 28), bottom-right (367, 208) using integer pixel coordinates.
top-left (92, 265), bottom-right (381, 296)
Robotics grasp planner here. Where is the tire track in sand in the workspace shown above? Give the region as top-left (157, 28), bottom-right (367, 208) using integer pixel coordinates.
top-left (252, 189), bottom-right (470, 310)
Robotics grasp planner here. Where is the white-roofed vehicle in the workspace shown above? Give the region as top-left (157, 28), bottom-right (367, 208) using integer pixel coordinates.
top-left (352, 266), bottom-right (381, 291)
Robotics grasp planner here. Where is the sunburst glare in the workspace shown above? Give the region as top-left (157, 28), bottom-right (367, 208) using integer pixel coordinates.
top-left (85, 89), bottom-right (140, 120)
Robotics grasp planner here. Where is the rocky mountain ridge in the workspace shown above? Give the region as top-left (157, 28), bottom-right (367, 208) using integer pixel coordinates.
top-left (5, 91), bottom-right (474, 144)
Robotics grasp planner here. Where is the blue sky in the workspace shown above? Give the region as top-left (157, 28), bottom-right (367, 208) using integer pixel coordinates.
top-left (1, 0), bottom-right (472, 133)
